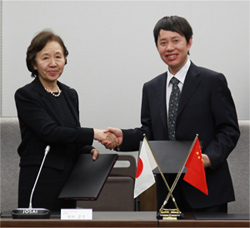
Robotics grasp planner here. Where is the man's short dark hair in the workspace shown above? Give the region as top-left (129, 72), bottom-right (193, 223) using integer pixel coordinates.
top-left (153, 16), bottom-right (193, 46)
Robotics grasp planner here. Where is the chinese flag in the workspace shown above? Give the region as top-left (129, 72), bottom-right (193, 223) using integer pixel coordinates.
top-left (183, 138), bottom-right (208, 195)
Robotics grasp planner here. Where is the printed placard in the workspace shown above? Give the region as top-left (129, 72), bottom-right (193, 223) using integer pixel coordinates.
top-left (61, 209), bottom-right (93, 220)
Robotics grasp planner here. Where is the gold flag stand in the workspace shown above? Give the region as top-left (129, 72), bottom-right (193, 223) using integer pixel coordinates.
top-left (144, 134), bottom-right (198, 220)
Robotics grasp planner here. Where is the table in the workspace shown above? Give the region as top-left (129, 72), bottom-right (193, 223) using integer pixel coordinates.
top-left (1, 211), bottom-right (249, 227)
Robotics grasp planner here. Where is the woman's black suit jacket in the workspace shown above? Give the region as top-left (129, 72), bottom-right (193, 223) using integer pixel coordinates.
top-left (15, 77), bottom-right (94, 210)
top-left (120, 62), bottom-right (240, 209)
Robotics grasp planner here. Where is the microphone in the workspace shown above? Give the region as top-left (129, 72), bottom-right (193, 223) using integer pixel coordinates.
top-left (12, 146), bottom-right (51, 219)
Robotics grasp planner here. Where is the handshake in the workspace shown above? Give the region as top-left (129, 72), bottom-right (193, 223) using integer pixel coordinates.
top-left (94, 128), bottom-right (123, 150)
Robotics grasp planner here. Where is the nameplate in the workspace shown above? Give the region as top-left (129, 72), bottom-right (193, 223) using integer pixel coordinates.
top-left (61, 209), bottom-right (92, 220)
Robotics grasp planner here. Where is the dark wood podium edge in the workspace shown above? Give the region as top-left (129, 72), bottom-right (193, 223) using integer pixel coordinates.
top-left (1, 217), bottom-right (250, 227)
top-left (0, 218), bottom-right (158, 227)
top-left (159, 219), bottom-right (250, 227)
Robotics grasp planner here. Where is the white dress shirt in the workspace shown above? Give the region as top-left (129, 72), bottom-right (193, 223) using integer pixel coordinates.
top-left (166, 59), bottom-right (191, 114)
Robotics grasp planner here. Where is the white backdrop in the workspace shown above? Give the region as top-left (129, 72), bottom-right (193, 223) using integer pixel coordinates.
top-left (2, 1), bottom-right (249, 151)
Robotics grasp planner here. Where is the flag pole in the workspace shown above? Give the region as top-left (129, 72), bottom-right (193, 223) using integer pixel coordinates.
top-left (160, 134), bottom-right (199, 210)
top-left (143, 134), bottom-right (180, 213)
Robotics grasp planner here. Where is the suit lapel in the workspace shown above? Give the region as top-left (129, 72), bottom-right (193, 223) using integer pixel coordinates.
top-left (177, 63), bottom-right (201, 117)
top-left (58, 82), bottom-right (80, 126)
top-left (156, 73), bottom-right (168, 134)
top-left (32, 77), bottom-right (79, 126)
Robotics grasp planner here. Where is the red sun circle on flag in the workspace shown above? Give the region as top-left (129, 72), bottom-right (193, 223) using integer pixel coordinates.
top-left (136, 157), bottom-right (143, 178)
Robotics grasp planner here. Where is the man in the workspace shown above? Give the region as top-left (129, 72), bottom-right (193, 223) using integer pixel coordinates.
top-left (104, 16), bottom-right (240, 212)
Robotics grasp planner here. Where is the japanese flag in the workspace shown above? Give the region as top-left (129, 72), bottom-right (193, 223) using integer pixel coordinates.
top-left (134, 137), bottom-right (157, 198)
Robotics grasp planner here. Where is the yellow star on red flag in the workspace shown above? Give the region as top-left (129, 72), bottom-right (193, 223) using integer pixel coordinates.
top-left (183, 137), bottom-right (208, 195)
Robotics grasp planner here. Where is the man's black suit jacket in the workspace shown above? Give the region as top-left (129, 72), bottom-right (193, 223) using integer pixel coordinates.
top-left (120, 62), bottom-right (240, 209)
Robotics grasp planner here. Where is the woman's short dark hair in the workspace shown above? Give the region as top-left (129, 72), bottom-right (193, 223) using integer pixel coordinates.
top-left (26, 30), bottom-right (69, 77)
top-left (153, 16), bottom-right (193, 46)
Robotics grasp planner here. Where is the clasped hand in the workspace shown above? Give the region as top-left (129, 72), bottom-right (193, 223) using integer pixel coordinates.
top-left (94, 128), bottom-right (123, 150)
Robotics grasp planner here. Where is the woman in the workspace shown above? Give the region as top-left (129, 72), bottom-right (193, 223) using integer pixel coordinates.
top-left (15, 30), bottom-right (117, 212)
